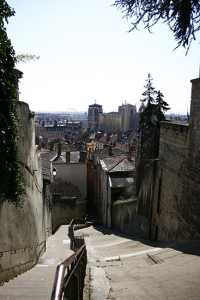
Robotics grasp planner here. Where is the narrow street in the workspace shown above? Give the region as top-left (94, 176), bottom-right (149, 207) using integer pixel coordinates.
top-left (79, 225), bottom-right (200, 300)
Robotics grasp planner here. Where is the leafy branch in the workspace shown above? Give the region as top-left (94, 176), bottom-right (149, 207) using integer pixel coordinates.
top-left (0, 1), bottom-right (27, 206)
top-left (15, 53), bottom-right (40, 64)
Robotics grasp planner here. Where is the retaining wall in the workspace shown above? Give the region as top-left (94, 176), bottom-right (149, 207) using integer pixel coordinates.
top-left (0, 101), bottom-right (51, 283)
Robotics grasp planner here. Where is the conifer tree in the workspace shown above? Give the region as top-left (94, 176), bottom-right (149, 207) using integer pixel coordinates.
top-left (136, 74), bottom-right (170, 195)
top-left (113, 0), bottom-right (200, 52)
top-left (139, 74), bottom-right (158, 160)
top-left (155, 90), bottom-right (170, 124)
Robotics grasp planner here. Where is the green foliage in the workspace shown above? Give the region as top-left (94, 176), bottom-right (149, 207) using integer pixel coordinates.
top-left (139, 74), bottom-right (170, 158)
top-left (154, 90), bottom-right (170, 124)
top-left (15, 53), bottom-right (40, 64)
top-left (0, 1), bottom-right (26, 206)
top-left (137, 74), bottom-right (170, 192)
top-left (49, 178), bottom-right (81, 198)
top-left (113, 0), bottom-right (200, 52)
top-left (139, 74), bottom-right (159, 159)
top-left (113, 200), bottom-right (122, 205)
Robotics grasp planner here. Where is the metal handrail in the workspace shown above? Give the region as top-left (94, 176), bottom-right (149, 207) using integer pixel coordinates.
top-left (51, 244), bottom-right (86, 300)
top-left (51, 219), bottom-right (88, 300)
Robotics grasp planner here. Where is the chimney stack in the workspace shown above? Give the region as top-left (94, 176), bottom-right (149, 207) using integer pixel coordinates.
top-left (109, 146), bottom-right (112, 156)
top-left (117, 131), bottom-right (122, 142)
top-left (57, 142), bottom-right (61, 156)
top-left (80, 151), bottom-right (86, 162)
top-left (50, 141), bottom-right (54, 151)
top-left (66, 151), bottom-right (70, 163)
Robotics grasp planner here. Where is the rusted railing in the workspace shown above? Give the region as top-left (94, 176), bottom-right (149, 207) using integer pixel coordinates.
top-left (51, 219), bottom-right (88, 300)
top-left (68, 219), bottom-right (87, 251)
top-left (51, 244), bottom-right (87, 300)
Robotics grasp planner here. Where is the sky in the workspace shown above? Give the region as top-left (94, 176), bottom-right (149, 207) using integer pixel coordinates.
top-left (6, 0), bottom-right (200, 114)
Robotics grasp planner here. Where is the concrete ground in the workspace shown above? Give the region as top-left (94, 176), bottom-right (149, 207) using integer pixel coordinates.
top-left (0, 225), bottom-right (73, 300)
top-left (78, 225), bottom-right (200, 300)
top-left (0, 224), bottom-right (200, 299)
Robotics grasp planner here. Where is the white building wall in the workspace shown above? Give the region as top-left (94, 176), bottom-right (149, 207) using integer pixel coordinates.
top-left (52, 163), bottom-right (87, 202)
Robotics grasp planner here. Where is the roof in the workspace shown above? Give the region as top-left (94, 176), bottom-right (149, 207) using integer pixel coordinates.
top-left (109, 173), bottom-right (134, 188)
top-left (52, 151), bottom-right (80, 163)
top-left (89, 133), bottom-right (96, 140)
top-left (92, 147), bottom-right (126, 161)
top-left (99, 147), bottom-right (126, 157)
top-left (97, 136), bottom-right (107, 143)
top-left (105, 112), bottom-right (120, 116)
top-left (100, 154), bottom-right (134, 173)
top-left (38, 149), bottom-right (57, 161)
top-left (41, 157), bottom-right (52, 181)
top-left (89, 103), bottom-right (102, 108)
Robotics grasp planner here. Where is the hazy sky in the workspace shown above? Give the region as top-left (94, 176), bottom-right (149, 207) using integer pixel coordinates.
top-left (7, 0), bottom-right (200, 114)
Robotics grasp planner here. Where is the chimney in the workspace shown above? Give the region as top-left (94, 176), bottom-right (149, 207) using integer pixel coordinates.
top-left (66, 151), bottom-right (70, 162)
top-left (109, 146), bottom-right (112, 156)
top-left (80, 151), bottom-right (86, 162)
top-left (50, 141), bottom-right (54, 151)
top-left (57, 142), bottom-right (61, 156)
top-left (107, 131), bottom-right (111, 142)
top-left (117, 131), bottom-right (122, 142)
top-left (97, 132), bottom-right (102, 140)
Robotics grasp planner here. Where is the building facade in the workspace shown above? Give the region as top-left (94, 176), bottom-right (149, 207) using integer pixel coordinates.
top-left (88, 101), bottom-right (139, 133)
top-left (88, 102), bottom-right (103, 131)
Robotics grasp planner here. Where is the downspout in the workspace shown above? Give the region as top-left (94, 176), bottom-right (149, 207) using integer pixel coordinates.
top-left (106, 172), bottom-right (109, 228)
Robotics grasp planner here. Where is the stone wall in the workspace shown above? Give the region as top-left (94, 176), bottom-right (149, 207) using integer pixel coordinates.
top-left (0, 101), bottom-right (52, 283)
top-left (149, 78), bottom-right (200, 244)
top-left (52, 194), bottom-right (86, 233)
top-left (112, 199), bottom-right (148, 238)
top-left (150, 122), bottom-right (189, 242)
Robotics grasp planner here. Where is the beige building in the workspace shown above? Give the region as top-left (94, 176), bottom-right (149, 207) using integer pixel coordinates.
top-left (52, 151), bottom-right (87, 204)
top-left (88, 101), bottom-right (139, 134)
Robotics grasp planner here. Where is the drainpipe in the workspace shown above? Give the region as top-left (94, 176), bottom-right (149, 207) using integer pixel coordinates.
top-left (106, 173), bottom-right (109, 228)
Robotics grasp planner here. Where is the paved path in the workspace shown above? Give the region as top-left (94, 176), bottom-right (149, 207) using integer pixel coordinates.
top-left (0, 225), bottom-right (73, 300)
top-left (78, 225), bottom-right (200, 300)
top-left (1, 224), bottom-right (200, 299)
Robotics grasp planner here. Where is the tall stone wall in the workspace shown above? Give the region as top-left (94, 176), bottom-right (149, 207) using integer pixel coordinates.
top-left (0, 101), bottom-right (52, 283)
top-left (150, 78), bottom-right (200, 244)
top-left (150, 122), bottom-right (189, 242)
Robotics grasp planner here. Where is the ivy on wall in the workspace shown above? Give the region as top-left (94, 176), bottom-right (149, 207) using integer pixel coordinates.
top-left (0, 1), bottom-right (26, 206)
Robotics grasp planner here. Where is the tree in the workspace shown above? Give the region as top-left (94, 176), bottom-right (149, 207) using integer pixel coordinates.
top-left (0, 1), bottom-right (26, 206)
top-left (49, 178), bottom-right (81, 199)
top-left (155, 90), bottom-right (170, 124)
top-left (139, 74), bottom-right (159, 160)
top-left (113, 0), bottom-right (200, 52)
top-left (136, 74), bottom-right (170, 195)
top-left (15, 53), bottom-right (40, 64)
